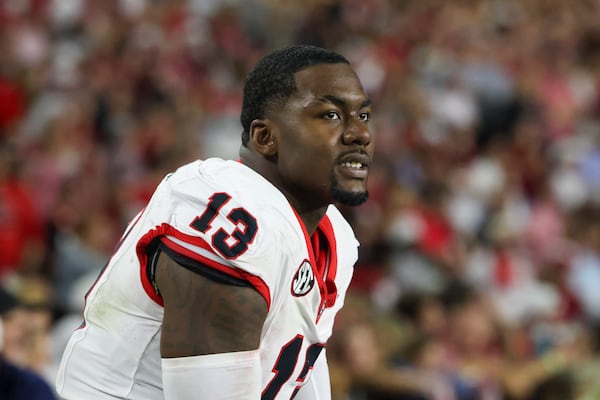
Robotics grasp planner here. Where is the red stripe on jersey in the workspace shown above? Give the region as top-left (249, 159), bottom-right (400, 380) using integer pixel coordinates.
top-left (290, 209), bottom-right (339, 320)
top-left (136, 223), bottom-right (271, 308)
top-left (316, 216), bottom-right (338, 310)
top-left (137, 224), bottom-right (167, 306)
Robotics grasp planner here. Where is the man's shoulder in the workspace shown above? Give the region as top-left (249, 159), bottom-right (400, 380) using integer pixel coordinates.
top-left (168, 159), bottom-right (282, 203)
top-left (158, 158), bottom-right (300, 247)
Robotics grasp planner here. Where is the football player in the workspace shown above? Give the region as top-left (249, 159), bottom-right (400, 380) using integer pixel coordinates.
top-left (56, 44), bottom-right (374, 399)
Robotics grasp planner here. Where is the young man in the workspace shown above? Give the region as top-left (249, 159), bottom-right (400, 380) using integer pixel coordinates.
top-left (56, 44), bottom-right (374, 399)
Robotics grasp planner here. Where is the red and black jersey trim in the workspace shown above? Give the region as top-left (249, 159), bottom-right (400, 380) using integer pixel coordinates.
top-left (136, 223), bottom-right (271, 309)
top-left (154, 240), bottom-right (254, 288)
top-left (290, 209), bottom-right (339, 323)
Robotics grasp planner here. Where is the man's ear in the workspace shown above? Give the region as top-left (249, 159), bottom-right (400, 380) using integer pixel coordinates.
top-left (249, 119), bottom-right (278, 157)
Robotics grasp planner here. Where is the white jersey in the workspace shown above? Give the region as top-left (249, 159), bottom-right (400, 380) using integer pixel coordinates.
top-left (56, 158), bottom-right (359, 399)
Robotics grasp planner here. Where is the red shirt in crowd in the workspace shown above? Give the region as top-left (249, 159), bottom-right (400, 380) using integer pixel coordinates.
top-left (0, 180), bottom-right (45, 275)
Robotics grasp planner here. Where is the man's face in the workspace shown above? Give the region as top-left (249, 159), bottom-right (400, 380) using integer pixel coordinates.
top-left (269, 63), bottom-right (374, 208)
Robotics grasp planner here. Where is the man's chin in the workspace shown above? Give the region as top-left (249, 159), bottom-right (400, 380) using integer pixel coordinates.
top-left (332, 188), bottom-right (369, 206)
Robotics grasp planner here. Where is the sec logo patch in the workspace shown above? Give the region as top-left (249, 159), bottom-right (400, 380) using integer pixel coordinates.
top-left (291, 260), bottom-right (315, 296)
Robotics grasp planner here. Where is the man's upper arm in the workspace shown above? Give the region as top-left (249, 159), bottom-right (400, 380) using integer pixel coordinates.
top-left (155, 251), bottom-right (268, 358)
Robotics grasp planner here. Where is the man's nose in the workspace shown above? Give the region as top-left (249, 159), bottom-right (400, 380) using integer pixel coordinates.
top-left (342, 118), bottom-right (371, 146)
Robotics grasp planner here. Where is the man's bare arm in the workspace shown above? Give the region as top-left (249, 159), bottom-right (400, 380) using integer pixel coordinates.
top-left (155, 251), bottom-right (268, 358)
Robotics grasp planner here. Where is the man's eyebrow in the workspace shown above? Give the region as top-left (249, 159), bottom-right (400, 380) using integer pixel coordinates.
top-left (315, 95), bottom-right (372, 109)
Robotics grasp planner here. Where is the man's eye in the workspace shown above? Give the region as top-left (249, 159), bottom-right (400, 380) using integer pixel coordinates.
top-left (359, 112), bottom-right (370, 122)
top-left (324, 111), bottom-right (340, 120)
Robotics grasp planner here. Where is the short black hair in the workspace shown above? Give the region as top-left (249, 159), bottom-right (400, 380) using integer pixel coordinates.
top-left (240, 45), bottom-right (349, 146)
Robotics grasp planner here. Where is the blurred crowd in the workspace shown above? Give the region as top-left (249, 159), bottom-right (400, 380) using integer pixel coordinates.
top-left (1, 0), bottom-right (600, 399)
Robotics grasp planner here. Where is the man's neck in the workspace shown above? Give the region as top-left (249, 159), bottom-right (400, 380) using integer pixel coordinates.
top-left (240, 148), bottom-right (328, 235)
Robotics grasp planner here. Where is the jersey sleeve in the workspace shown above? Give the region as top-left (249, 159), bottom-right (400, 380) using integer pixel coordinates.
top-left (135, 166), bottom-right (288, 310)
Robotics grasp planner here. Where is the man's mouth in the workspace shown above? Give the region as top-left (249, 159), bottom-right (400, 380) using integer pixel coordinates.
top-left (340, 161), bottom-right (366, 169)
top-left (337, 155), bottom-right (370, 179)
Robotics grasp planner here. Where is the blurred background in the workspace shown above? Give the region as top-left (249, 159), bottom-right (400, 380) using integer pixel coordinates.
top-left (1, 0), bottom-right (600, 399)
